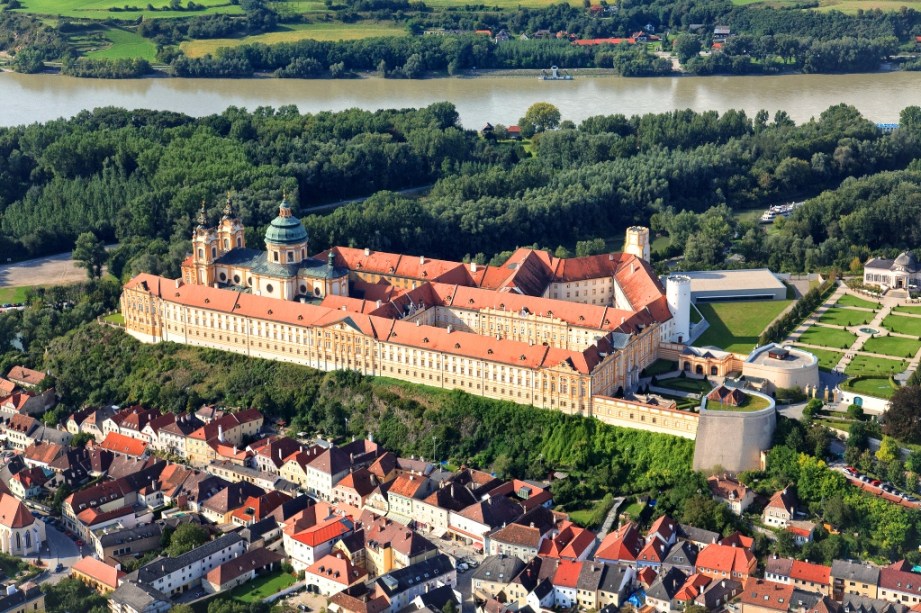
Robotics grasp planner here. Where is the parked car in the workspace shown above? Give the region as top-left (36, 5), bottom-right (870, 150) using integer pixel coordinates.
top-left (54, 563), bottom-right (63, 572)
top-left (871, 479), bottom-right (881, 487)
top-left (457, 563), bottom-right (469, 572)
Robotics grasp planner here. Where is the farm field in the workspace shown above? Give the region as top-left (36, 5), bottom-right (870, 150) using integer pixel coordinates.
top-left (882, 314), bottom-right (921, 337)
top-left (694, 300), bottom-right (792, 354)
top-left (817, 307), bottom-right (873, 327)
top-left (797, 326), bottom-right (858, 350)
top-left (180, 22), bottom-right (408, 57)
top-left (861, 335), bottom-right (921, 359)
top-left (85, 27), bottom-right (158, 61)
top-left (426, 0), bottom-right (580, 8)
top-left (15, 0), bottom-right (244, 19)
top-left (814, 0), bottom-right (921, 13)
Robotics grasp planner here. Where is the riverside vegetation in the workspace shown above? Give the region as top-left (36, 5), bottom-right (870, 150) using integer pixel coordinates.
top-left (4, 0), bottom-right (921, 78)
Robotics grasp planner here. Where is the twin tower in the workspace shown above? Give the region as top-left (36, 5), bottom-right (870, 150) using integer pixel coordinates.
top-left (624, 226), bottom-right (691, 345)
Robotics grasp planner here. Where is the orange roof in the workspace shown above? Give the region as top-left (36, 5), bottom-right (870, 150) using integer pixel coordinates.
top-left (697, 544), bottom-right (755, 575)
top-left (720, 532), bottom-right (754, 549)
top-left (675, 573), bottom-right (711, 601)
top-left (99, 432), bottom-right (148, 457)
top-left (306, 553), bottom-right (367, 586)
top-left (388, 474), bottom-right (429, 499)
top-left (72, 557), bottom-right (125, 589)
top-left (740, 579), bottom-right (794, 611)
top-left (0, 493), bottom-right (34, 529)
top-left (7, 366), bottom-right (45, 386)
top-left (789, 560), bottom-right (830, 585)
top-left (638, 538), bottom-right (669, 564)
top-left (539, 522), bottom-right (595, 559)
top-left (23, 441), bottom-right (65, 465)
top-left (0, 378), bottom-right (15, 395)
top-left (285, 504), bottom-right (352, 548)
top-left (552, 559), bottom-right (583, 588)
top-left (595, 522), bottom-right (643, 562)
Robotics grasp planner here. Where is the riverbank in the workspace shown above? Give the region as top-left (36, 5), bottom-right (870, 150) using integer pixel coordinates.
top-left (2, 69), bottom-right (917, 129)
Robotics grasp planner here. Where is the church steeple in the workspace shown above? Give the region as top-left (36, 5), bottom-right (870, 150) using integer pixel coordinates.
top-left (222, 192), bottom-right (235, 220)
top-left (196, 200), bottom-right (208, 229)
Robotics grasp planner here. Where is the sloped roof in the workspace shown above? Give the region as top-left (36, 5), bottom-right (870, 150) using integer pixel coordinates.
top-left (740, 579), bottom-right (795, 611)
top-left (696, 543), bottom-right (755, 575)
top-left (72, 557), bottom-right (125, 589)
top-left (596, 522), bottom-right (644, 562)
top-left (0, 493), bottom-right (34, 528)
top-left (99, 432), bottom-right (148, 457)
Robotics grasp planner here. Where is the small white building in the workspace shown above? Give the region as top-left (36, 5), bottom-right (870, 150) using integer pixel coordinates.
top-left (0, 493), bottom-right (45, 556)
top-left (864, 252), bottom-right (921, 291)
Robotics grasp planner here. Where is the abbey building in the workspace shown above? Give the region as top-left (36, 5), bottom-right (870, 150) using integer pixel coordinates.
top-left (123, 198), bottom-right (676, 417)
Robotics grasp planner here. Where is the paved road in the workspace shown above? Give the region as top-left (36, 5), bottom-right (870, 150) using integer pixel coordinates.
top-left (31, 521), bottom-right (84, 584)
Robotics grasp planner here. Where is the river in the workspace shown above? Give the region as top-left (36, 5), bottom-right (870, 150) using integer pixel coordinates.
top-left (2, 70), bottom-right (921, 128)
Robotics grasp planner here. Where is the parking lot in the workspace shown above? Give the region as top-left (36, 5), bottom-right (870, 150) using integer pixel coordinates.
top-left (834, 463), bottom-right (920, 509)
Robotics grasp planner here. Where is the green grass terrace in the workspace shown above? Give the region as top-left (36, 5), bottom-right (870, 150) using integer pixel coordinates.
top-left (844, 354), bottom-right (906, 377)
top-left (705, 392), bottom-right (772, 412)
top-left (835, 294), bottom-right (881, 310)
top-left (882, 314), bottom-right (921, 337)
top-left (861, 335), bottom-right (921, 359)
top-left (797, 326), bottom-right (858, 350)
top-left (228, 570), bottom-right (296, 603)
top-left (644, 359), bottom-right (678, 377)
top-left (817, 307), bottom-right (874, 328)
top-left (803, 347), bottom-right (844, 371)
top-left (694, 299), bottom-right (792, 354)
top-left (654, 377), bottom-right (713, 395)
top-left (892, 305), bottom-right (921, 316)
top-left (841, 376), bottom-right (899, 399)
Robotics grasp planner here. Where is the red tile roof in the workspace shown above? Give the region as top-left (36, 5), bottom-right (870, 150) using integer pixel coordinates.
top-left (790, 560), bottom-right (831, 586)
top-left (595, 522), bottom-right (643, 562)
top-left (0, 493), bottom-right (35, 528)
top-left (285, 503), bottom-right (353, 548)
top-left (99, 432), bottom-right (148, 457)
top-left (306, 553), bottom-right (367, 586)
top-left (572, 37), bottom-right (636, 45)
top-left (538, 522), bottom-right (595, 560)
top-left (552, 559), bottom-right (583, 588)
top-left (696, 544), bottom-right (755, 576)
top-left (72, 557), bottom-right (125, 589)
top-left (739, 579), bottom-right (794, 611)
top-left (7, 366), bottom-right (45, 386)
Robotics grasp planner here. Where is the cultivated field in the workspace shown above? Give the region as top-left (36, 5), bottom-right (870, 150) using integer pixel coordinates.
top-left (731, 0), bottom-right (921, 10)
top-left (15, 0), bottom-right (244, 19)
top-left (180, 22), bottom-right (408, 57)
top-left (85, 27), bottom-right (158, 61)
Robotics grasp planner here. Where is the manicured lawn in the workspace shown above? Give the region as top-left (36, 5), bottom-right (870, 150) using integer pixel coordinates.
top-left (802, 347), bottom-right (844, 370)
top-left (229, 570), bottom-right (296, 603)
top-left (102, 312), bottom-right (125, 325)
top-left (884, 314), bottom-right (921, 336)
top-left (655, 377), bottom-right (713, 394)
top-left (836, 294), bottom-right (880, 310)
top-left (622, 501), bottom-right (645, 518)
top-left (894, 305), bottom-right (921, 316)
top-left (842, 376), bottom-right (898, 399)
top-left (644, 359), bottom-right (678, 377)
top-left (694, 300), bottom-right (792, 353)
top-left (861, 335), bottom-right (921, 359)
top-left (705, 392), bottom-right (772, 412)
top-left (181, 22), bottom-right (407, 57)
top-left (689, 305), bottom-right (703, 324)
top-left (844, 354), bottom-right (906, 377)
top-left (797, 326), bottom-right (858, 350)
top-left (656, 392), bottom-right (701, 411)
top-left (15, 0), bottom-right (244, 19)
top-left (0, 286), bottom-right (31, 304)
top-left (86, 27), bottom-right (158, 61)
top-left (818, 307), bottom-right (872, 328)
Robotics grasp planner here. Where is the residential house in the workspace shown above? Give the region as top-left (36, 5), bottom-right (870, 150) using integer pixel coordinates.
top-left (413, 479), bottom-right (477, 533)
top-left (195, 405), bottom-right (225, 424)
top-left (334, 468), bottom-right (380, 509)
top-left (62, 461), bottom-right (165, 536)
top-left (488, 507), bottom-right (556, 560)
top-left (597, 564), bottom-right (635, 609)
top-left (674, 573), bottom-right (712, 610)
top-left (505, 556), bottom-right (557, 607)
top-left (739, 579), bottom-right (795, 613)
top-left (283, 502), bottom-right (355, 571)
top-left (93, 522), bottom-right (164, 561)
top-left (368, 452), bottom-right (399, 484)
top-left (832, 560), bottom-right (881, 600)
top-left (412, 585), bottom-right (461, 613)
top-left (878, 562), bottom-right (921, 607)
top-left (3, 414), bottom-right (40, 450)
top-left (551, 559), bottom-right (582, 608)
top-left (206, 460), bottom-right (281, 491)
top-left (200, 481), bottom-right (266, 524)
top-left (305, 446), bottom-right (356, 501)
top-left (637, 537), bottom-right (671, 570)
top-left (696, 543), bottom-right (757, 581)
top-left (7, 367), bottom-right (45, 389)
top-left (451, 495), bottom-right (524, 548)
top-left (47, 447), bottom-right (91, 490)
top-left (695, 578), bottom-right (742, 610)
top-left (374, 554), bottom-right (457, 612)
top-left (646, 567), bottom-right (688, 613)
top-left (305, 551), bottom-right (367, 596)
top-left (185, 409), bottom-right (263, 467)
top-left (537, 520), bottom-right (596, 561)
top-left (0, 582), bottom-right (44, 613)
top-left (471, 554), bottom-right (526, 601)
top-left (708, 475), bottom-right (755, 515)
top-left (204, 547), bottom-right (284, 594)
top-left (99, 432), bottom-right (148, 458)
top-left (662, 541), bottom-right (699, 575)
top-left (789, 520), bottom-right (817, 545)
top-left (22, 441), bottom-right (65, 469)
top-left (102, 405), bottom-right (160, 440)
top-left (140, 413), bottom-right (181, 451)
top-left (279, 446), bottom-right (324, 490)
top-left (71, 556), bottom-right (125, 594)
top-left (228, 490), bottom-right (291, 527)
top-left (595, 522), bottom-right (643, 565)
top-left (0, 379), bottom-right (13, 396)
top-left (8, 466), bottom-right (50, 499)
top-left (763, 488), bottom-right (797, 528)
top-left (156, 413), bottom-right (205, 457)
top-left (329, 585), bottom-right (390, 613)
top-left (68, 406), bottom-right (115, 440)
top-left (0, 389), bottom-right (56, 417)
top-left (389, 474), bottom-right (436, 519)
top-left (363, 514), bottom-right (438, 577)
top-left (248, 435), bottom-right (303, 475)
top-left (575, 561), bottom-right (606, 610)
top-left (841, 593), bottom-right (908, 613)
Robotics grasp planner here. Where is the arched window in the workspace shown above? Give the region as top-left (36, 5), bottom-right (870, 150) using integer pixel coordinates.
top-left (198, 248), bottom-right (204, 259)
top-left (710, 366), bottom-right (718, 376)
top-left (15, 533), bottom-right (20, 550)
top-left (211, 247), bottom-right (216, 258)
top-left (223, 239), bottom-right (229, 250)
top-left (24, 532), bottom-right (30, 550)
top-left (236, 237), bottom-right (242, 247)
top-left (695, 365), bottom-right (703, 375)
top-left (233, 274), bottom-right (241, 284)
top-left (273, 251), bottom-right (279, 262)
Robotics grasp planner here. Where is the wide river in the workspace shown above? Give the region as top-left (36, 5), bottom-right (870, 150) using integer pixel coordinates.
top-left (2, 70), bottom-right (921, 128)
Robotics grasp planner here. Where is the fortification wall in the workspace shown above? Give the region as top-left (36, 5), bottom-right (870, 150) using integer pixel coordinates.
top-left (692, 397), bottom-right (776, 473)
top-left (592, 395), bottom-right (699, 440)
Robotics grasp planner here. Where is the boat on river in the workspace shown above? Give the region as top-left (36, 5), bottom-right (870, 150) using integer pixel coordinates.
top-left (539, 66), bottom-right (573, 80)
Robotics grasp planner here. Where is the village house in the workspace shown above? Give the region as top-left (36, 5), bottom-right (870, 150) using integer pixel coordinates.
top-left (71, 556), bottom-right (125, 594)
top-left (472, 554), bottom-right (526, 601)
top-left (204, 547), bottom-right (284, 594)
top-left (831, 559), bottom-right (880, 600)
top-left (282, 502), bottom-right (355, 571)
top-left (595, 522), bottom-right (644, 565)
top-left (375, 554), bottom-right (457, 612)
top-left (739, 579), bottom-right (795, 613)
top-left (708, 475), bottom-right (755, 515)
top-left (765, 557), bottom-right (831, 595)
top-left (6, 366), bottom-right (46, 389)
top-left (763, 487), bottom-right (797, 528)
top-left (646, 567), bottom-right (688, 612)
top-left (696, 543), bottom-right (757, 581)
top-left (305, 551), bottom-right (368, 596)
top-left (877, 561), bottom-right (921, 606)
top-left (333, 467), bottom-right (380, 509)
top-left (362, 514), bottom-right (438, 577)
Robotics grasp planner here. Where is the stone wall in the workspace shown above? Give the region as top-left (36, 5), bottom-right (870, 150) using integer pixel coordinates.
top-left (692, 394), bottom-right (776, 473)
top-left (591, 395), bottom-right (699, 440)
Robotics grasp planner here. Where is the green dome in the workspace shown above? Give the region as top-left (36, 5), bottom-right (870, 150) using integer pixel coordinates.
top-left (265, 200), bottom-right (308, 245)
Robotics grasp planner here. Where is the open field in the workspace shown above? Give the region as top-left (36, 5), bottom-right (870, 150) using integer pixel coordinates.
top-left (228, 570), bottom-right (296, 603)
top-left (0, 287), bottom-right (32, 304)
top-left (845, 354), bottom-right (906, 377)
top-left (425, 0), bottom-right (581, 7)
top-left (15, 0), bottom-right (244, 19)
top-left (804, 347), bottom-right (844, 370)
top-left (85, 27), bottom-right (158, 61)
top-left (694, 300), bottom-right (792, 353)
top-left (835, 294), bottom-right (880, 310)
top-left (883, 314), bottom-right (921, 337)
top-left (842, 376), bottom-right (898, 399)
top-left (180, 22), bottom-right (408, 57)
top-left (861, 335), bottom-right (921, 359)
top-left (798, 326), bottom-right (858, 350)
top-left (814, 0), bottom-right (921, 13)
top-left (818, 307), bottom-right (872, 328)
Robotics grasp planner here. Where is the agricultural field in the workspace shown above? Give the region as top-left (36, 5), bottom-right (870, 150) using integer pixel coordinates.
top-left (694, 300), bottom-right (792, 354)
top-left (731, 0), bottom-right (921, 11)
top-left (180, 22), bottom-right (408, 57)
top-left (425, 0), bottom-right (580, 7)
top-left (797, 325), bottom-right (858, 350)
top-left (0, 286), bottom-right (31, 304)
top-left (14, 0), bottom-right (244, 19)
top-left (85, 27), bottom-right (158, 61)
top-left (882, 314), bottom-right (921, 337)
top-left (817, 307), bottom-right (873, 328)
top-left (835, 294), bottom-right (880, 310)
top-left (861, 335), bottom-right (921, 359)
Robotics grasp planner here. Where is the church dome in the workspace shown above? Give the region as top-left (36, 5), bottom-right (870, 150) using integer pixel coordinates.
top-left (265, 198), bottom-right (308, 246)
top-left (894, 251), bottom-right (918, 272)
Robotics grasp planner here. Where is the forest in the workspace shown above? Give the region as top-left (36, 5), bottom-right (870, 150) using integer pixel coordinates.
top-left (2, 103), bottom-right (921, 276)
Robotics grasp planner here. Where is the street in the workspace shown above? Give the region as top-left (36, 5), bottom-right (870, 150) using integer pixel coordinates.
top-left (30, 518), bottom-right (88, 584)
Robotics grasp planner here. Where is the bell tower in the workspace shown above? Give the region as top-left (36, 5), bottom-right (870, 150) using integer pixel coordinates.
top-left (217, 193), bottom-right (246, 255)
top-left (190, 201), bottom-right (218, 286)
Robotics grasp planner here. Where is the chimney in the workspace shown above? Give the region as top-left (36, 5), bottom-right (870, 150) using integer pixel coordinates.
top-left (175, 279), bottom-right (181, 289)
top-left (447, 325), bottom-right (453, 333)
top-left (609, 254), bottom-right (614, 261)
top-left (376, 300), bottom-right (382, 309)
top-left (364, 247), bottom-right (370, 256)
top-left (420, 255), bottom-right (425, 265)
top-left (470, 262), bottom-right (477, 273)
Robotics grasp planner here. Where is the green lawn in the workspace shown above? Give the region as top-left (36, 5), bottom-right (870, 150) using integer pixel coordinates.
top-left (893, 305), bottom-right (921, 315)
top-left (181, 21), bottom-right (407, 57)
top-left (845, 354), bottom-right (906, 377)
top-left (85, 27), bottom-right (158, 61)
top-left (621, 500), bottom-right (646, 519)
top-left (798, 326), bottom-right (858, 350)
top-left (694, 300), bottom-right (792, 353)
top-left (861, 335), bottom-right (921, 359)
top-left (655, 377), bottom-right (713, 394)
top-left (15, 0), bottom-right (244, 19)
top-left (883, 314), bottom-right (921, 337)
top-left (842, 376), bottom-right (898, 399)
top-left (836, 294), bottom-right (880, 310)
top-left (803, 346), bottom-right (844, 370)
top-left (818, 307), bottom-right (872, 328)
top-left (0, 286), bottom-right (31, 304)
top-left (705, 392), bottom-right (772, 412)
top-left (655, 392), bottom-right (702, 411)
top-left (228, 570), bottom-right (296, 603)
top-left (644, 359), bottom-right (678, 377)
top-left (102, 312), bottom-right (125, 325)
